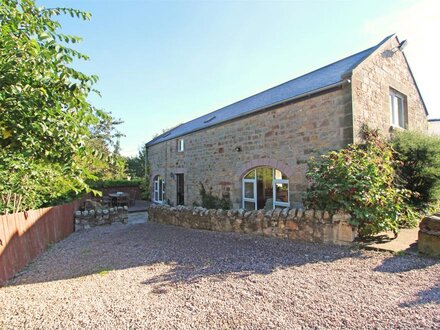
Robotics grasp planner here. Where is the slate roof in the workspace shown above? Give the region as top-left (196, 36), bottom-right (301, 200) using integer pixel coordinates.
top-left (146, 35), bottom-right (393, 147)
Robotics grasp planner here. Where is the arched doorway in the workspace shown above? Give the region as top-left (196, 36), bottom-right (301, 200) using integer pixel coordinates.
top-left (153, 175), bottom-right (165, 203)
top-left (242, 167), bottom-right (289, 210)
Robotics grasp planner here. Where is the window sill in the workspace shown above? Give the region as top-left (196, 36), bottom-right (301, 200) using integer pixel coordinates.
top-left (390, 125), bottom-right (406, 131)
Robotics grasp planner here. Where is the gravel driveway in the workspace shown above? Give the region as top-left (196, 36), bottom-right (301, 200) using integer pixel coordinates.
top-left (1, 221), bottom-right (439, 329)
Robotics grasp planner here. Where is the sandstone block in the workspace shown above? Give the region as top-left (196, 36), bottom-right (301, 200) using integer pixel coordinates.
top-left (286, 220), bottom-right (298, 231)
top-left (418, 215), bottom-right (440, 257)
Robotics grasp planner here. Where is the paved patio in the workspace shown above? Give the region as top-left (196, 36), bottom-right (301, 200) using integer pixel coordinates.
top-left (1, 222), bottom-right (439, 329)
top-left (360, 228), bottom-right (420, 254)
top-left (128, 199), bottom-right (150, 213)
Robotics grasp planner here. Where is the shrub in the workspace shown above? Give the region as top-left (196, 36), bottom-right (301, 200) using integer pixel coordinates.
top-left (391, 130), bottom-right (440, 211)
top-left (303, 127), bottom-right (417, 237)
top-left (139, 178), bottom-right (150, 200)
top-left (0, 153), bottom-right (88, 214)
top-left (90, 179), bottom-right (143, 189)
top-left (199, 183), bottom-right (231, 210)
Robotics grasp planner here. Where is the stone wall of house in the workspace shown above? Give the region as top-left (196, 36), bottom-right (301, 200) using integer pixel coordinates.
top-left (148, 85), bottom-right (353, 208)
top-left (148, 204), bottom-right (357, 245)
top-left (74, 206), bottom-right (128, 231)
top-left (418, 213), bottom-right (440, 258)
top-left (351, 36), bottom-right (429, 142)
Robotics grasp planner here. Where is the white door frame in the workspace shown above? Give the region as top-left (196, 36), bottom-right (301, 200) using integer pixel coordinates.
top-left (242, 168), bottom-right (290, 210)
top-left (242, 169), bottom-right (257, 210)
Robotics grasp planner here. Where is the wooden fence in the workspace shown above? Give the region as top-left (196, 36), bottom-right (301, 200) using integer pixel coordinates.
top-left (0, 197), bottom-right (86, 286)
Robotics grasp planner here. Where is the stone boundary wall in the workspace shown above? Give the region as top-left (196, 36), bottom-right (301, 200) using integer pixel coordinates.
top-left (148, 204), bottom-right (357, 245)
top-left (418, 213), bottom-right (440, 258)
top-left (74, 206), bottom-right (128, 231)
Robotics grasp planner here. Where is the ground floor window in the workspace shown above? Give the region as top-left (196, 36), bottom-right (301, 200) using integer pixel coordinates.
top-left (242, 167), bottom-right (289, 210)
top-left (153, 175), bottom-right (165, 203)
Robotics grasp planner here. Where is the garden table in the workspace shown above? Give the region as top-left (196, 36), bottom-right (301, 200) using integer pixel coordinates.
top-left (108, 192), bottom-right (129, 207)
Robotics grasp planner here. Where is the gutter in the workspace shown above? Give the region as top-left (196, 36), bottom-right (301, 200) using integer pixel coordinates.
top-left (146, 78), bottom-right (351, 147)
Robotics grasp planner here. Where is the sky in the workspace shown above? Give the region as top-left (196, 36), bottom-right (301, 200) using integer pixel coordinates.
top-left (39, 0), bottom-right (440, 156)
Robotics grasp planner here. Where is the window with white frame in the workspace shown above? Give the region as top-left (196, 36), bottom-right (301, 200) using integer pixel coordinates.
top-left (177, 139), bottom-right (184, 152)
top-left (153, 175), bottom-right (165, 203)
top-left (389, 90), bottom-right (406, 128)
top-left (242, 167), bottom-right (290, 211)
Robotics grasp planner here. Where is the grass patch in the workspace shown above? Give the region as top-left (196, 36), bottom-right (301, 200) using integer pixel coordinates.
top-left (96, 267), bottom-right (112, 276)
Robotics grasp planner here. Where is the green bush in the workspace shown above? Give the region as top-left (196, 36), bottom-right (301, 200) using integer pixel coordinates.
top-left (391, 130), bottom-right (440, 211)
top-left (303, 127), bottom-right (417, 237)
top-left (199, 183), bottom-right (231, 210)
top-left (91, 179), bottom-right (143, 189)
top-left (139, 178), bottom-right (150, 200)
top-left (0, 153), bottom-right (86, 214)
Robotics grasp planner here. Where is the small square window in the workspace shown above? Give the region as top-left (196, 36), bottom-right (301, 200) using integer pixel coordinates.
top-left (177, 139), bottom-right (184, 152)
top-left (389, 90), bottom-right (406, 129)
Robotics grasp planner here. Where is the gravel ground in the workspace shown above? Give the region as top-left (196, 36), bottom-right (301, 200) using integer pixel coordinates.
top-left (1, 222), bottom-right (439, 329)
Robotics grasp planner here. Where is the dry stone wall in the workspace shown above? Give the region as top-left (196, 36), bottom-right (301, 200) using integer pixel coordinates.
top-left (74, 206), bottom-right (128, 231)
top-left (148, 204), bottom-right (357, 245)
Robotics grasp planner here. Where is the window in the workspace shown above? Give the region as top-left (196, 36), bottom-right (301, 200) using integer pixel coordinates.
top-left (153, 175), bottom-right (165, 203)
top-left (203, 115), bottom-right (216, 123)
top-left (242, 167), bottom-right (290, 210)
top-left (390, 90), bottom-right (406, 128)
top-left (177, 139), bottom-right (184, 152)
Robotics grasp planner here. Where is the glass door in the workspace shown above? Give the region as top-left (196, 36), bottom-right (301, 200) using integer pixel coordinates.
top-left (242, 170), bottom-right (257, 210)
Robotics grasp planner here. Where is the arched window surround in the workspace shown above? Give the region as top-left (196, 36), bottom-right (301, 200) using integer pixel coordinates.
top-left (235, 158), bottom-right (293, 179)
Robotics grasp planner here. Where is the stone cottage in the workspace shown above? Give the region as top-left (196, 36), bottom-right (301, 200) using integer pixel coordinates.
top-left (146, 34), bottom-right (429, 210)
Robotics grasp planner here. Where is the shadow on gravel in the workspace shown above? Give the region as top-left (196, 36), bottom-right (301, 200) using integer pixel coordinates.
top-left (400, 281), bottom-right (440, 307)
top-left (373, 254), bottom-right (439, 273)
top-left (6, 222), bottom-right (364, 287)
top-left (373, 255), bottom-right (439, 307)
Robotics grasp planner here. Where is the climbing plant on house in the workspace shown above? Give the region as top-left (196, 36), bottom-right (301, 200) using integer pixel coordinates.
top-left (0, 0), bottom-right (120, 213)
top-left (303, 126), bottom-right (417, 237)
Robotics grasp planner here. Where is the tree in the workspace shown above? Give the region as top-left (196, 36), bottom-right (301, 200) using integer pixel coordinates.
top-left (0, 0), bottom-right (113, 213)
top-left (391, 130), bottom-right (440, 211)
top-left (84, 114), bottom-right (126, 180)
top-left (126, 147), bottom-right (147, 179)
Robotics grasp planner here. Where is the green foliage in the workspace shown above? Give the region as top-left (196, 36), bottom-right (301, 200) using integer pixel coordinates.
top-left (85, 114), bottom-right (126, 181)
top-left (139, 178), bottom-right (150, 200)
top-left (126, 147), bottom-right (146, 179)
top-left (303, 127), bottom-right (417, 237)
top-left (199, 183), bottom-right (231, 210)
top-left (91, 179), bottom-right (143, 189)
top-left (391, 130), bottom-right (440, 211)
top-left (0, 0), bottom-right (121, 213)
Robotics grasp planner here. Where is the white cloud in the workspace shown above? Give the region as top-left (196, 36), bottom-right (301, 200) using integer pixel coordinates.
top-left (363, 0), bottom-right (440, 118)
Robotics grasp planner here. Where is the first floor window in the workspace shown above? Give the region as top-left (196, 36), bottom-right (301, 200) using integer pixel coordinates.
top-left (242, 167), bottom-right (290, 211)
top-left (390, 89), bottom-right (406, 128)
top-left (153, 175), bottom-right (165, 203)
top-left (177, 138), bottom-right (184, 152)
